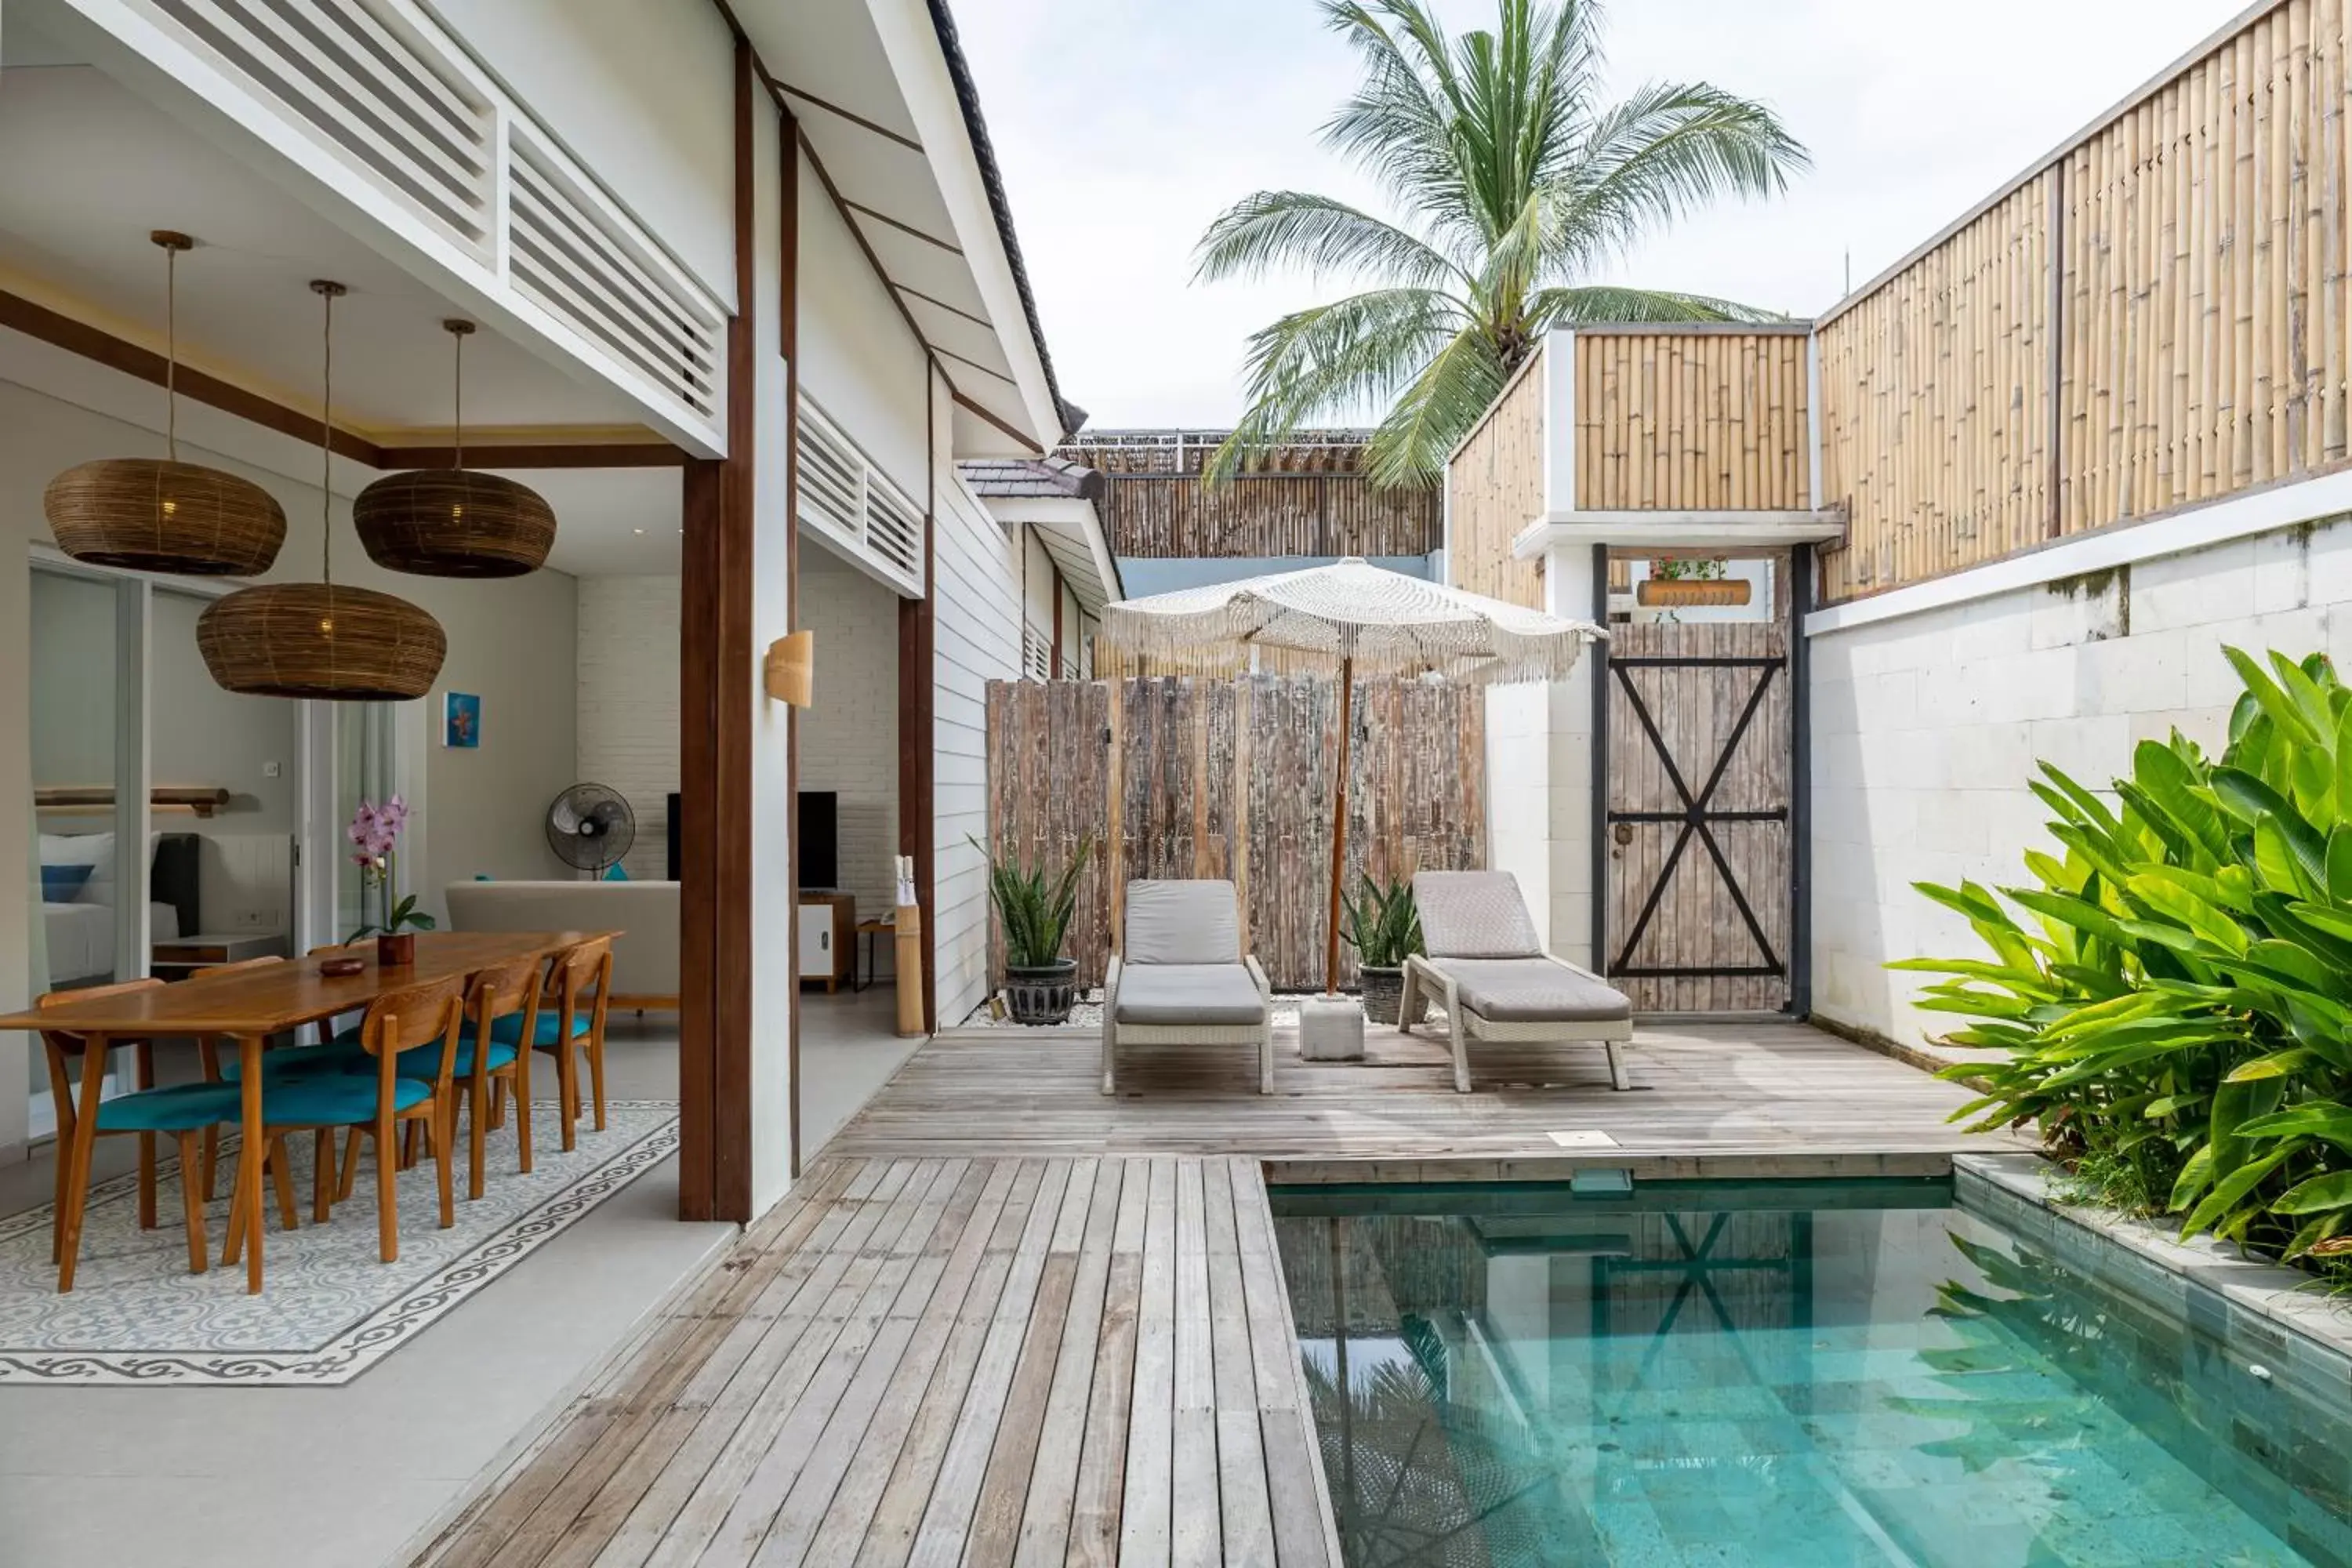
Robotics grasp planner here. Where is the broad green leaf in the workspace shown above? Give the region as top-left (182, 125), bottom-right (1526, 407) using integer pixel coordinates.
top-left (2180, 1140), bottom-right (2304, 1238)
top-left (2122, 876), bottom-right (2248, 955)
top-left (2212, 766), bottom-right (2294, 826)
top-left (2227, 646), bottom-right (2323, 746)
top-left (2170, 1143), bottom-right (2216, 1211)
top-left (2039, 763), bottom-right (2125, 837)
top-left (2238, 1102), bottom-right (2352, 1149)
top-left (2252, 815), bottom-right (2321, 898)
top-left (2271, 649), bottom-right (2338, 741)
top-left (2223, 1048), bottom-right (2318, 1082)
top-left (2327, 828), bottom-right (2352, 901)
top-left (2273, 1171), bottom-right (2352, 1215)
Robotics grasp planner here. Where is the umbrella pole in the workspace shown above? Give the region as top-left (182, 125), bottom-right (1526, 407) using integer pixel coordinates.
top-left (1325, 654), bottom-right (1352, 996)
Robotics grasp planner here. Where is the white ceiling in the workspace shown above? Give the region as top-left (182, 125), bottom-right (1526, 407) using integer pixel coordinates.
top-left (0, 3), bottom-right (683, 578)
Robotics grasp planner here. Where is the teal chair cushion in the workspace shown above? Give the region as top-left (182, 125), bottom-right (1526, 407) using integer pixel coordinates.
top-left (94, 1083), bottom-right (241, 1134)
top-left (490, 1011), bottom-right (593, 1050)
top-left (260, 1074), bottom-right (434, 1124)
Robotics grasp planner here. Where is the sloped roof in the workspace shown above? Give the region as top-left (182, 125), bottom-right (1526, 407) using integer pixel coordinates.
top-left (957, 455), bottom-right (1105, 501)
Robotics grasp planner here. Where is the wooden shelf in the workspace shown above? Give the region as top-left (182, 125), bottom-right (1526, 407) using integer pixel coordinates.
top-left (36, 785), bottom-right (234, 819)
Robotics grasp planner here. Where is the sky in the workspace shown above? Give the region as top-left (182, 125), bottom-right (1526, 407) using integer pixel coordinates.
top-left (954, 0), bottom-right (2248, 430)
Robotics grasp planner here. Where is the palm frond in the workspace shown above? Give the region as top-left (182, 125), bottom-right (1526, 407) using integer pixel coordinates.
top-left (1533, 284), bottom-right (1790, 326)
top-left (1206, 288), bottom-right (1467, 483)
top-left (1363, 322), bottom-right (1508, 488)
top-left (1192, 191), bottom-right (1465, 291)
top-left (1552, 80), bottom-right (1809, 271)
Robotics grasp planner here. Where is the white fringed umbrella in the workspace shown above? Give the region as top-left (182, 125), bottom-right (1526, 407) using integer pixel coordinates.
top-left (1098, 557), bottom-right (1605, 993)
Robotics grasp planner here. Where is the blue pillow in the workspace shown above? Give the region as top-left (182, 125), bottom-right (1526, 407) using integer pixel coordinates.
top-left (40, 863), bottom-right (92, 902)
top-left (601, 862), bottom-right (631, 882)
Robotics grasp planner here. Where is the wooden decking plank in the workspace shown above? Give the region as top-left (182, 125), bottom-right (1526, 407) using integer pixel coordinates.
top-left (630, 1160), bottom-right (961, 1568)
top-left (1010, 1159), bottom-right (1125, 1568)
top-left (1205, 1160), bottom-right (1274, 1568)
top-left (753, 1160), bottom-right (1023, 1568)
top-left (904, 1157), bottom-right (1077, 1568)
top-left (1171, 1159), bottom-right (1220, 1568)
top-left (448, 1161), bottom-right (891, 1568)
top-left (848, 1160), bottom-right (1048, 1568)
top-left (1235, 1159), bottom-right (1338, 1568)
top-left (964, 1157), bottom-right (1102, 1567)
top-left (1062, 1160), bottom-right (1146, 1568)
top-left (1117, 1157), bottom-right (1178, 1567)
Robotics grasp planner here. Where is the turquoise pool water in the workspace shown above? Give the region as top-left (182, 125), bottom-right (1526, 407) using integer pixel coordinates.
top-left (1269, 1179), bottom-right (2352, 1568)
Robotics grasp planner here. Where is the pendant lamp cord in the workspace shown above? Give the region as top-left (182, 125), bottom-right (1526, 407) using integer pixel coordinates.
top-left (318, 282), bottom-right (336, 586)
top-left (164, 244), bottom-right (178, 462)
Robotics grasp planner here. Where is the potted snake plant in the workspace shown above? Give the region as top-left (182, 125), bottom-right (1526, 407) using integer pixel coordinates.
top-left (1341, 874), bottom-right (1425, 1025)
top-left (978, 835), bottom-right (1092, 1025)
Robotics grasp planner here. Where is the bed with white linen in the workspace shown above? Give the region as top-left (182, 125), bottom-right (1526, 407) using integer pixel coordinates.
top-left (36, 830), bottom-right (200, 989)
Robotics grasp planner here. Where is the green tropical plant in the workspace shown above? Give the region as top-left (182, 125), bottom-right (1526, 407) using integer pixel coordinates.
top-left (974, 836), bottom-right (1092, 970)
top-left (1193, 0), bottom-right (1808, 488)
top-left (1340, 873), bottom-right (1425, 968)
top-left (1904, 648), bottom-right (2352, 1269)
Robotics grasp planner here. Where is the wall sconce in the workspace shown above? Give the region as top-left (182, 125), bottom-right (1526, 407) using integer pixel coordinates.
top-left (764, 630), bottom-right (814, 706)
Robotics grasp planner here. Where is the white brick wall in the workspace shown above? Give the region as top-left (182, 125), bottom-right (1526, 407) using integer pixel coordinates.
top-left (1811, 514), bottom-right (2352, 1047)
top-left (798, 545), bottom-right (900, 927)
top-left (576, 575), bottom-right (679, 881)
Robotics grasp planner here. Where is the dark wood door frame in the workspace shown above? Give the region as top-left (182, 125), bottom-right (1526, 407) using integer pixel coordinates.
top-left (678, 37), bottom-right (764, 1222)
top-left (899, 363), bottom-right (940, 1035)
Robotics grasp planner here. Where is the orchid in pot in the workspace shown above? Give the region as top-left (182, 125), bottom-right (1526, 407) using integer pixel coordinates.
top-left (346, 796), bottom-right (434, 964)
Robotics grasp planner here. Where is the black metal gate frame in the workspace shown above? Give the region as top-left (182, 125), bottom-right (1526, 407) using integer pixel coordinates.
top-left (1606, 653), bottom-right (1787, 981)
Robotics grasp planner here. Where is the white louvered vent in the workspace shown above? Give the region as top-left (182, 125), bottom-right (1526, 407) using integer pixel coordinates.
top-left (797, 400), bottom-right (926, 597)
top-left (151, 0), bottom-right (493, 248)
top-left (1022, 623), bottom-right (1053, 681)
top-left (506, 129), bottom-right (723, 423)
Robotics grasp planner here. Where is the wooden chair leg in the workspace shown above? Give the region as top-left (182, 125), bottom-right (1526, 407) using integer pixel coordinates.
top-left (176, 1131), bottom-right (209, 1275)
top-left (338, 1127), bottom-right (365, 1202)
top-left (201, 1127), bottom-right (220, 1205)
top-left (56, 1042), bottom-right (111, 1293)
top-left (136, 1041), bottom-right (157, 1231)
top-left (223, 1162), bottom-right (246, 1267)
top-left (376, 1109), bottom-right (399, 1263)
top-left (557, 1042), bottom-right (579, 1152)
top-left (312, 1128), bottom-right (335, 1222)
top-left (270, 1136), bottom-right (299, 1232)
top-left (434, 1102), bottom-right (456, 1229)
top-left (467, 1070), bottom-right (488, 1200)
top-left (401, 1120), bottom-right (422, 1171)
top-left (516, 1045), bottom-right (535, 1175)
top-left (489, 1077), bottom-right (506, 1130)
top-left (587, 1034), bottom-right (607, 1132)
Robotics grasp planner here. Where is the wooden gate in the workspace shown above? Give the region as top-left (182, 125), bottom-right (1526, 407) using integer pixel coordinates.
top-left (1603, 619), bottom-right (1792, 1012)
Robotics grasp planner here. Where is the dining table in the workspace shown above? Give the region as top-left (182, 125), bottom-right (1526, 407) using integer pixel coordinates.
top-left (0, 928), bottom-right (621, 1294)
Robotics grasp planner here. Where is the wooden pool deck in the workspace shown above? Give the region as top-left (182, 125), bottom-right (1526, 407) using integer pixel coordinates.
top-left (419, 1021), bottom-right (2022, 1567)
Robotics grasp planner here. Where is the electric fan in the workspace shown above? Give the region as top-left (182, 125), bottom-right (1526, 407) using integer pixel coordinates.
top-left (546, 782), bottom-right (635, 876)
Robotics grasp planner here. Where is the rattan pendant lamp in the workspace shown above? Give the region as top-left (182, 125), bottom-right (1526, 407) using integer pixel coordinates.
top-left (44, 231), bottom-right (287, 575)
top-left (353, 319), bottom-right (556, 577)
top-left (198, 281), bottom-right (447, 702)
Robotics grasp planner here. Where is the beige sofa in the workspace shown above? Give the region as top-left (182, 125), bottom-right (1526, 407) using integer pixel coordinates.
top-left (444, 880), bottom-right (679, 1007)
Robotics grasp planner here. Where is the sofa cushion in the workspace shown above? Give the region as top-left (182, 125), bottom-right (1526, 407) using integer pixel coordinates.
top-left (1114, 963), bottom-right (1266, 1026)
top-left (445, 880), bottom-right (677, 999)
top-left (1429, 957), bottom-right (1631, 1022)
top-left (1413, 872), bottom-right (1544, 958)
top-left (1123, 880), bottom-right (1241, 966)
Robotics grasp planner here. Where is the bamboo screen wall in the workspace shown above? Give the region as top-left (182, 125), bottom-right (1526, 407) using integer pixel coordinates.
top-left (1061, 434), bottom-right (1442, 559)
top-left (1446, 354), bottom-right (1548, 608)
top-left (1576, 328), bottom-right (1813, 511)
top-left (985, 676), bottom-right (1486, 992)
top-left (1822, 0), bottom-right (2352, 600)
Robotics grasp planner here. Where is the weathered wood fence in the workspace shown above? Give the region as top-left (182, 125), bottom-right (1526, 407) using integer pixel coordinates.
top-left (985, 676), bottom-right (1487, 991)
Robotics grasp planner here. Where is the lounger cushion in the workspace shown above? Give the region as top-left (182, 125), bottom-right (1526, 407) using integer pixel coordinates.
top-left (1413, 872), bottom-right (1544, 958)
top-left (1123, 880), bottom-right (1242, 966)
top-left (1430, 957), bottom-right (1631, 1022)
top-left (1113, 964), bottom-right (1266, 1026)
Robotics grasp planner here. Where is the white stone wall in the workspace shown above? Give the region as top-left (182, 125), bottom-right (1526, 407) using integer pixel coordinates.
top-left (797, 546), bottom-right (901, 931)
top-left (575, 575), bottom-right (681, 881)
top-left (1809, 515), bottom-right (2352, 1047)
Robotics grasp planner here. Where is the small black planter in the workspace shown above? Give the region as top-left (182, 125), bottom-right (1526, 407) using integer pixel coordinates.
top-left (1004, 957), bottom-right (1080, 1025)
top-left (1359, 964), bottom-right (1425, 1026)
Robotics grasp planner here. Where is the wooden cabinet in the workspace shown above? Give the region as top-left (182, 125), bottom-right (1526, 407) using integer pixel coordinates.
top-left (797, 893), bottom-right (855, 992)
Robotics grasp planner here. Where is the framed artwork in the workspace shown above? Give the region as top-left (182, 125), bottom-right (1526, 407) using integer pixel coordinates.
top-left (443, 691), bottom-right (481, 750)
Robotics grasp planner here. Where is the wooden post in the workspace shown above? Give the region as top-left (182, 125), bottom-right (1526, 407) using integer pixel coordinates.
top-left (1324, 655), bottom-right (1354, 995)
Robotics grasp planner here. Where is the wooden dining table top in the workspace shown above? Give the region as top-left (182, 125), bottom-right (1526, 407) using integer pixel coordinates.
top-left (0, 930), bottom-right (622, 1036)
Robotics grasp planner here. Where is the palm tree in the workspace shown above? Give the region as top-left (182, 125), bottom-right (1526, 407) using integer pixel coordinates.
top-left (1195, 0), bottom-right (1809, 488)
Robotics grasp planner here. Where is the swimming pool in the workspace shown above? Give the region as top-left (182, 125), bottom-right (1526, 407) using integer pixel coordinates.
top-left (1269, 1177), bottom-right (2352, 1567)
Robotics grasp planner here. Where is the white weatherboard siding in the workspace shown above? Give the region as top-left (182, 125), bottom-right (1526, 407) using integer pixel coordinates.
top-left (797, 548), bottom-right (900, 933)
top-left (576, 575), bottom-right (681, 882)
top-left (932, 385), bottom-right (1022, 1025)
top-left (1811, 510), bottom-right (2352, 1048)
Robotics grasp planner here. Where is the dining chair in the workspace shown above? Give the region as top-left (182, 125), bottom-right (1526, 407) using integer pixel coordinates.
top-left (232, 974), bottom-right (464, 1276)
top-left (38, 979), bottom-right (242, 1292)
top-left (513, 938), bottom-right (613, 1152)
top-left (386, 956), bottom-right (539, 1200)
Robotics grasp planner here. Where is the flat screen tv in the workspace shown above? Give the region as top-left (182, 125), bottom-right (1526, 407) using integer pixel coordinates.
top-left (798, 791), bottom-right (838, 891)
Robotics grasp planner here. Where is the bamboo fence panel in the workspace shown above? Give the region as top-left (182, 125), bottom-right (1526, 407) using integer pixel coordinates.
top-left (985, 675), bottom-right (1486, 991)
top-left (1091, 475), bottom-right (1441, 559)
top-left (1444, 357), bottom-right (1548, 608)
top-left (1575, 330), bottom-right (1812, 511)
